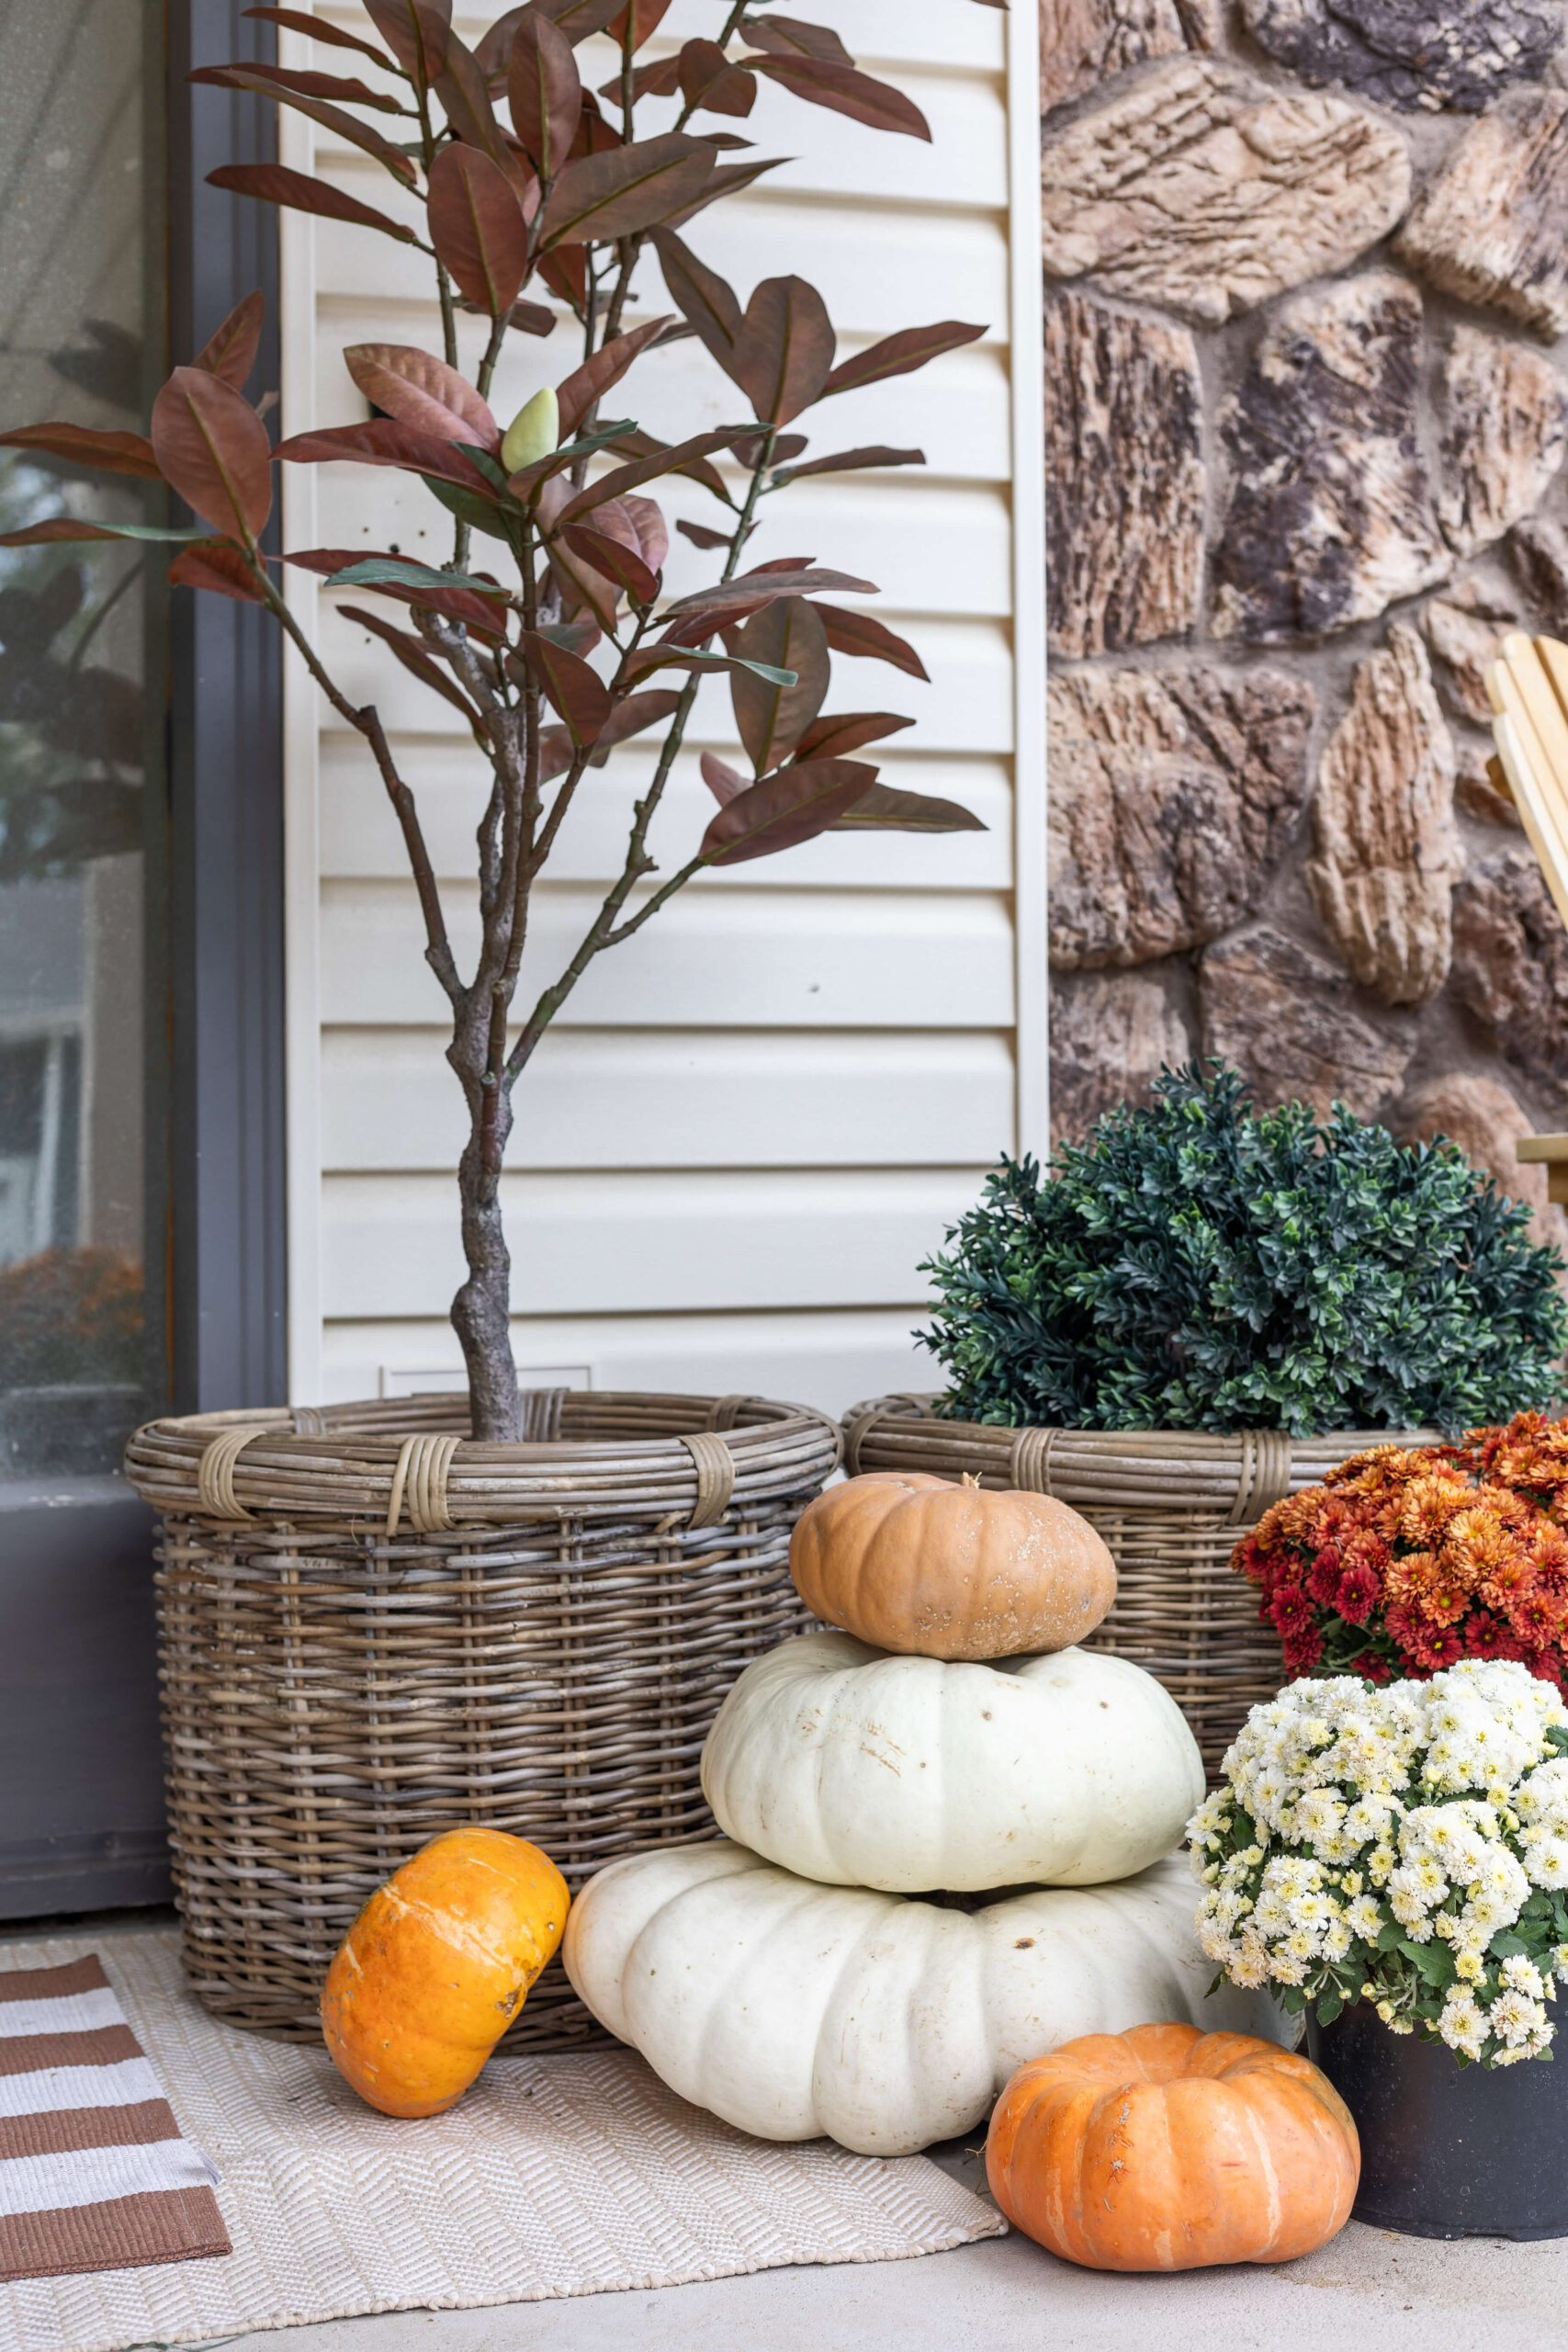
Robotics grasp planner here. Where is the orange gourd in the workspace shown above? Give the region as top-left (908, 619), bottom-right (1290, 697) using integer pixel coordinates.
top-left (790, 1471), bottom-right (1116, 1659)
top-left (321, 1826), bottom-right (569, 2117)
top-left (986, 2022), bottom-right (1359, 2270)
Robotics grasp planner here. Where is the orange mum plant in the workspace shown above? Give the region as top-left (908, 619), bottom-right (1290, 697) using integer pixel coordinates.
top-left (1237, 1413), bottom-right (1568, 1690)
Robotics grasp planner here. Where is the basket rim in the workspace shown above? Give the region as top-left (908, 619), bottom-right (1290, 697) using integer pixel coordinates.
top-left (124, 1388), bottom-right (842, 1528)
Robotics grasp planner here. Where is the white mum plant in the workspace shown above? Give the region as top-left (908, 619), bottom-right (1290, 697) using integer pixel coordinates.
top-left (1190, 1659), bottom-right (1568, 2066)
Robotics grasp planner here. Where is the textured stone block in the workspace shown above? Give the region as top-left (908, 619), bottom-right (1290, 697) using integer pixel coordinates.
top-left (1041, 0), bottom-right (1220, 115)
top-left (1045, 295), bottom-right (1204, 660)
top-left (1451, 848), bottom-right (1568, 1105)
top-left (1048, 663), bottom-right (1316, 968)
top-left (1421, 580), bottom-right (1517, 726)
top-left (1049, 967), bottom-right (1192, 1146)
top-left (1508, 513), bottom-right (1568, 634)
top-left (1395, 90), bottom-right (1568, 338)
top-left (1040, 58), bottom-right (1409, 324)
top-left (1394, 1072), bottom-right (1567, 1258)
top-left (1239, 0), bottom-right (1562, 115)
top-left (1199, 926), bottom-right (1416, 1117)
top-left (1438, 326), bottom-right (1567, 561)
top-left (1211, 273), bottom-right (1449, 642)
top-left (1305, 626), bottom-right (1463, 1006)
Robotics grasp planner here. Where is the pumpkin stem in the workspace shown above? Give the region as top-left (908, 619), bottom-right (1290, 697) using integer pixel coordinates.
top-left (961, 1471), bottom-right (981, 1489)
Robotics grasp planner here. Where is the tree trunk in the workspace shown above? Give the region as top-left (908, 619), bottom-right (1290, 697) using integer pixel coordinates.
top-left (452, 1118), bottom-right (523, 1442)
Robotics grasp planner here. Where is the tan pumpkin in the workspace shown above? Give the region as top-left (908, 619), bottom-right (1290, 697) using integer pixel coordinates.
top-left (790, 1471), bottom-right (1116, 1658)
top-left (321, 1827), bottom-right (568, 2118)
top-left (986, 2022), bottom-right (1359, 2270)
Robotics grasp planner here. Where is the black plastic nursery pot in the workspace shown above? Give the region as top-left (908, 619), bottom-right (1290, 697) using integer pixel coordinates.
top-left (1306, 2004), bottom-right (1568, 2240)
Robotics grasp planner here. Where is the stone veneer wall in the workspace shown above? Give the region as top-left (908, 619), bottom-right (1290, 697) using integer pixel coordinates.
top-left (1041, 0), bottom-right (1568, 1250)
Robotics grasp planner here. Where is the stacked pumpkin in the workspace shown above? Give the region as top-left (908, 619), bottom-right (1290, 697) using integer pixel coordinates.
top-left (562, 1473), bottom-right (1292, 2163)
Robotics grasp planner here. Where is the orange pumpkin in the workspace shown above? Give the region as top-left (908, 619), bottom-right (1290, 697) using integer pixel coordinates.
top-left (789, 1471), bottom-right (1116, 1659)
top-left (986, 2023), bottom-right (1359, 2270)
top-left (321, 1827), bottom-right (569, 2117)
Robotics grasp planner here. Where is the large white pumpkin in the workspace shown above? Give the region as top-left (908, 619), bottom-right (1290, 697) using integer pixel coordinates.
top-left (699, 1631), bottom-right (1204, 1891)
top-left (563, 1841), bottom-right (1281, 2154)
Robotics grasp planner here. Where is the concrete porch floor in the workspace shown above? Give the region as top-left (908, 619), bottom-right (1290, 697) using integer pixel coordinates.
top-left (17, 1911), bottom-right (1566, 2352)
top-left (208, 2157), bottom-right (1568, 2352)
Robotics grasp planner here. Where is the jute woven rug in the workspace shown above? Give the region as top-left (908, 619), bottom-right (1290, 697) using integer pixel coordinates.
top-left (0, 1931), bottom-right (1005, 2352)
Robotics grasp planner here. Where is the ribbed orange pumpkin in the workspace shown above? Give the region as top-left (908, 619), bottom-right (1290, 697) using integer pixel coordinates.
top-left (321, 1827), bottom-right (569, 2117)
top-left (986, 2023), bottom-right (1359, 2270)
top-left (789, 1471), bottom-right (1116, 1659)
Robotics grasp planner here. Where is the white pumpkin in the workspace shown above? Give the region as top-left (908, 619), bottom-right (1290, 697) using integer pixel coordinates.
top-left (563, 1840), bottom-right (1281, 2155)
top-left (699, 1631), bottom-right (1204, 1892)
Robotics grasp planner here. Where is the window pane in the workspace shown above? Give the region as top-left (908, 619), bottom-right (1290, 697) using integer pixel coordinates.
top-left (0, 1), bottom-right (161, 1478)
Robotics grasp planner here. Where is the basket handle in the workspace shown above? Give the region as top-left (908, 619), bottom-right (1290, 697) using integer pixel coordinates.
top-left (196, 1427), bottom-right (270, 1521)
top-left (387, 1432), bottom-right (460, 1538)
top-left (682, 1432), bottom-right (735, 1529)
top-left (1230, 1429), bottom-right (1293, 1525)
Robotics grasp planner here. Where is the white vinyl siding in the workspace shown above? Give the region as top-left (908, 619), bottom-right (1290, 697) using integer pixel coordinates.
top-left (277, 0), bottom-right (1045, 1416)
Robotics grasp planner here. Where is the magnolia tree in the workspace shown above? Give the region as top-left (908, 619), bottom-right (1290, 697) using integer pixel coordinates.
top-left (0, 0), bottom-right (999, 1440)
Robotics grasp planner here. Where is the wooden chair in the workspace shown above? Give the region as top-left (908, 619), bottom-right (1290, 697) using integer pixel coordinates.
top-left (1486, 633), bottom-right (1568, 1202)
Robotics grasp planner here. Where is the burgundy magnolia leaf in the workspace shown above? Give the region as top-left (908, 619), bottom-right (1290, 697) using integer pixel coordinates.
top-left (538, 246), bottom-right (589, 313)
top-left (700, 750), bottom-right (745, 804)
top-left (273, 418), bottom-right (501, 496)
top-left (555, 428), bottom-right (746, 525)
top-left (828, 783), bottom-right (986, 832)
top-left (536, 724), bottom-right (576, 781)
top-left (505, 299), bottom-right (558, 337)
top-left (601, 57), bottom-right (682, 102)
top-left (657, 154), bottom-right (784, 233)
top-left (699, 756), bottom-right (877, 865)
top-left (555, 318), bottom-right (669, 441)
top-left (606, 429), bottom-right (730, 503)
top-left (436, 31), bottom-right (534, 196)
top-left (243, 6), bottom-right (403, 69)
top-left (733, 428), bottom-right (806, 469)
top-left (208, 163), bottom-right (421, 246)
top-left (0, 518), bottom-right (172, 547)
top-left (621, 492), bottom-right (669, 572)
top-left (651, 230), bottom-right (742, 372)
top-left (540, 134), bottom-right (715, 247)
top-left (508, 13), bottom-right (582, 179)
top-left (363, 0), bottom-right (450, 80)
top-left (168, 539), bottom-right (267, 602)
top-left (774, 446), bottom-right (923, 482)
top-left (186, 68), bottom-right (418, 183)
top-left (473, 5), bottom-right (527, 78)
top-left (587, 687), bottom-right (681, 764)
top-left (538, 614), bottom-right (603, 657)
top-left (536, 0), bottom-right (630, 39)
top-left (731, 277), bottom-right (835, 426)
top-left (661, 564), bottom-right (874, 626)
top-left (427, 144), bottom-right (531, 316)
top-left (0, 423), bottom-right (161, 479)
top-left (344, 345), bottom-right (500, 450)
top-left (607, 0), bottom-right (676, 44)
top-left (739, 14), bottom-right (853, 66)
top-left (560, 523), bottom-right (659, 608)
top-left (151, 366), bottom-right (273, 543)
top-left (816, 603), bottom-right (929, 682)
top-left (516, 628), bottom-right (612, 745)
top-left (192, 291), bottom-right (265, 390)
top-left (792, 711), bottom-right (914, 760)
top-left (679, 39), bottom-right (757, 116)
top-left (199, 59), bottom-right (407, 111)
top-left (340, 600), bottom-right (490, 738)
top-left (746, 53), bottom-right (931, 140)
top-left (824, 322), bottom-right (986, 397)
top-left (730, 596), bottom-right (829, 772)
top-left (676, 518), bottom-right (732, 550)
top-left (284, 547), bottom-right (508, 639)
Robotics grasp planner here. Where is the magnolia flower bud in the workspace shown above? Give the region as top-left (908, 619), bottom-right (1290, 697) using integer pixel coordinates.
top-left (502, 387), bottom-right (559, 477)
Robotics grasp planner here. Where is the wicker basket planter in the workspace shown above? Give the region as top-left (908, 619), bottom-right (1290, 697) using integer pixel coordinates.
top-left (123, 1389), bottom-right (840, 2049)
top-left (843, 1395), bottom-right (1435, 1780)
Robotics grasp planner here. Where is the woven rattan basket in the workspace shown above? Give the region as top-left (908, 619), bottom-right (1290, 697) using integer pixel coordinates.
top-left (843, 1395), bottom-right (1435, 1779)
top-left (124, 1388), bottom-right (840, 2048)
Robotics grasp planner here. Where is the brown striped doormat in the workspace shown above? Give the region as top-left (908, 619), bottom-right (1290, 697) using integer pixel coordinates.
top-left (0, 1958), bottom-right (227, 2284)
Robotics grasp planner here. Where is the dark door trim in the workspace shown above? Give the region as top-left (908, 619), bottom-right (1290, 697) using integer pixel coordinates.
top-left (161, 0), bottom-right (287, 1417)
